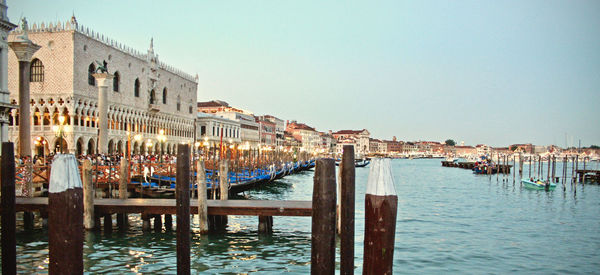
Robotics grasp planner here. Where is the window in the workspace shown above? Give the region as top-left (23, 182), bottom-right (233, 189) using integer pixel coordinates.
top-left (113, 71), bottom-right (120, 92)
top-left (162, 88), bottom-right (167, 104)
top-left (188, 105), bottom-right (192, 114)
top-left (30, 59), bottom-right (44, 82)
top-left (134, 78), bottom-right (140, 97)
top-left (149, 89), bottom-right (156, 104)
top-left (176, 95), bottom-right (181, 111)
top-left (88, 63), bottom-right (95, 86)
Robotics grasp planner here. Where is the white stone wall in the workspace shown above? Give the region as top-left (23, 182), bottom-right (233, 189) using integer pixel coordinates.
top-left (7, 21), bottom-right (198, 155)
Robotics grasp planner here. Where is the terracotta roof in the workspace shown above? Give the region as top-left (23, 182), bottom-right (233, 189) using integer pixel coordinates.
top-left (287, 122), bottom-right (316, 131)
top-left (334, 129), bottom-right (366, 135)
top-left (197, 100), bottom-right (229, 108)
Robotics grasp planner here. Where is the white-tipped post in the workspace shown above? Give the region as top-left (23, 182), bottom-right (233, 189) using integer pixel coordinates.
top-left (363, 158), bottom-right (398, 275)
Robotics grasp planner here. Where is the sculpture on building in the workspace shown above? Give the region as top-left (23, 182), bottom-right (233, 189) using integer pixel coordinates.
top-left (94, 60), bottom-right (108, 73)
top-left (16, 17), bottom-right (29, 41)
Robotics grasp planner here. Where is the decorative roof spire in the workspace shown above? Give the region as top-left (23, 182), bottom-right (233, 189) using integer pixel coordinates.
top-left (70, 11), bottom-right (77, 25)
top-left (149, 37), bottom-right (154, 52)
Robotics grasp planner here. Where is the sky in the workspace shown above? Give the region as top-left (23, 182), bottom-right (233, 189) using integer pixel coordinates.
top-left (10, 0), bottom-right (600, 147)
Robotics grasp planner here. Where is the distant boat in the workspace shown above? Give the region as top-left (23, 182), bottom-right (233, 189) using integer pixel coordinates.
top-left (335, 159), bottom-right (370, 167)
top-left (521, 178), bottom-right (556, 191)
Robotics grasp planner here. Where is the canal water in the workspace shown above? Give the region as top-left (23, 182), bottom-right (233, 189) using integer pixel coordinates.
top-left (5, 159), bottom-right (600, 273)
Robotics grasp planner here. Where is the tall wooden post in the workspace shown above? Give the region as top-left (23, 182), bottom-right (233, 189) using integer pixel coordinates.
top-left (363, 159), bottom-right (398, 275)
top-left (197, 160), bottom-right (209, 234)
top-left (176, 144), bottom-right (190, 275)
top-left (117, 158), bottom-right (129, 229)
top-left (48, 154), bottom-right (84, 274)
top-left (82, 159), bottom-right (94, 230)
top-left (311, 158), bottom-right (336, 275)
top-left (1, 142), bottom-right (16, 274)
top-left (340, 146), bottom-right (355, 275)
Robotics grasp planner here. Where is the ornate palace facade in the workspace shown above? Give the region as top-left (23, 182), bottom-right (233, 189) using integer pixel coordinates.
top-left (7, 16), bottom-right (198, 156)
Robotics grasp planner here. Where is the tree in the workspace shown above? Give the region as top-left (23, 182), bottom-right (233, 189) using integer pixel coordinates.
top-left (445, 139), bottom-right (456, 146)
top-left (510, 145), bottom-right (518, 151)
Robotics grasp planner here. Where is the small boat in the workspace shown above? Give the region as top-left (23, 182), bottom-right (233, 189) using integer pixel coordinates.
top-left (335, 159), bottom-right (370, 167)
top-left (521, 178), bottom-right (556, 191)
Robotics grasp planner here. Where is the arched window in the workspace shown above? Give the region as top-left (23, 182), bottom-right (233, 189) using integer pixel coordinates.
top-left (188, 105), bottom-right (193, 114)
top-left (88, 63), bottom-right (96, 86)
top-left (162, 88), bottom-right (167, 104)
top-left (176, 95), bottom-right (181, 111)
top-left (134, 78), bottom-right (140, 97)
top-left (149, 89), bottom-right (156, 104)
top-left (30, 59), bottom-right (44, 82)
top-left (113, 71), bottom-right (120, 92)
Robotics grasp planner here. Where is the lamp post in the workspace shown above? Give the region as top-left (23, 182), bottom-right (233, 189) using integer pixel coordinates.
top-left (34, 137), bottom-right (46, 165)
top-left (158, 129), bottom-right (166, 163)
top-left (52, 115), bottom-right (70, 154)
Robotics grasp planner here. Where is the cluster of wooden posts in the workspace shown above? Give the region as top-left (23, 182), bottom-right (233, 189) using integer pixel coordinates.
top-left (1, 143), bottom-right (400, 274)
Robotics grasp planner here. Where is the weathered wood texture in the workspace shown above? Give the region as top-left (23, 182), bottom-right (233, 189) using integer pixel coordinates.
top-left (1, 142), bottom-right (16, 275)
top-left (311, 158), bottom-right (336, 275)
top-left (49, 188), bottom-right (84, 274)
top-left (8, 197), bottom-right (312, 216)
top-left (176, 144), bottom-right (191, 275)
top-left (340, 145), bottom-right (356, 275)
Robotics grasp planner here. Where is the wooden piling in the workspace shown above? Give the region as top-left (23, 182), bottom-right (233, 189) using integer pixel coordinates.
top-left (363, 159), bottom-right (398, 275)
top-left (218, 160), bottom-right (229, 228)
top-left (142, 214), bottom-right (151, 231)
top-left (176, 144), bottom-right (191, 275)
top-left (1, 143), bottom-right (16, 274)
top-left (153, 215), bottom-right (162, 231)
top-left (82, 159), bottom-right (95, 230)
top-left (48, 154), bottom-right (84, 274)
top-left (164, 214), bottom-right (173, 231)
top-left (196, 160), bottom-right (209, 234)
top-left (311, 158), bottom-right (336, 275)
top-left (258, 215), bottom-right (273, 234)
top-left (340, 145), bottom-right (355, 275)
top-left (117, 158), bottom-right (129, 229)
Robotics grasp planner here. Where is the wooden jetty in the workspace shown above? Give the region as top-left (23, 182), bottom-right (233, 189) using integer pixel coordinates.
top-left (575, 170), bottom-right (600, 183)
top-left (441, 161), bottom-right (512, 174)
top-left (7, 197), bottom-right (312, 217)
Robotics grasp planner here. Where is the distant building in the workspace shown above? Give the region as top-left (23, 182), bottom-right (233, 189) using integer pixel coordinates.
top-left (197, 100), bottom-right (260, 148)
top-left (258, 115), bottom-right (285, 147)
top-left (510, 143), bottom-right (533, 154)
top-left (384, 140), bottom-right (403, 153)
top-left (256, 117), bottom-right (276, 147)
top-left (195, 112), bottom-right (241, 146)
top-left (286, 120), bottom-right (320, 152)
top-left (8, 16), bottom-right (198, 156)
top-left (454, 145), bottom-right (476, 156)
top-left (333, 129), bottom-right (370, 156)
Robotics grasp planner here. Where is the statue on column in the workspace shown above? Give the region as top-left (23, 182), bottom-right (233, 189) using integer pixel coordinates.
top-left (16, 17), bottom-right (29, 41)
top-left (95, 60), bottom-right (108, 73)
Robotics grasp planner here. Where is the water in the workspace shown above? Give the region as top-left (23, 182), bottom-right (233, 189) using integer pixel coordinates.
top-left (5, 159), bottom-right (600, 274)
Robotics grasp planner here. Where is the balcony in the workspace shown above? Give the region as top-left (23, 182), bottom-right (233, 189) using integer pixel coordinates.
top-left (149, 104), bottom-right (160, 113)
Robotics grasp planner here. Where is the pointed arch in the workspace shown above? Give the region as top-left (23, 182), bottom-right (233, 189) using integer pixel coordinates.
top-left (134, 78), bottom-right (140, 97)
top-left (162, 87), bottom-right (167, 104)
top-left (88, 63), bottom-right (96, 86)
top-left (113, 71), bottom-right (120, 92)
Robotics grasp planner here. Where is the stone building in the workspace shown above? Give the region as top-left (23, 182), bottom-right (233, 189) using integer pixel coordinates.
top-left (332, 129), bottom-right (370, 157)
top-left (195, 112), bottom-right (241, 147)
top-left (0, 0), bottom-right (16, 154)
top-left (197, 100), bottom-right (260, 148)
top-left (7, 16), bottom-right (198, 156)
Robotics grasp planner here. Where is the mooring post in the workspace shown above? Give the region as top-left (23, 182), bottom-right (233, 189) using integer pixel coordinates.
top-left (176, 144), bottom-right (191, 275)
top-left (311, 158), bottom-right (336, 275)
top-left (164, 214), bottom-right (173, 231)
top-left (142, 214), bottom-right (150, 231)
top-left (117, 158), bottom-right (129, 229)
top-left (218, 160), bottom-right (229, 228)
top-left (1, 143), bottom-right (16, 274)
top-left (48, 154), bottom-right (84, 274)
top-left (82, 159), bottom-right (95, 230)
top-left (363, 159), bottom-right (398, 275)
top-left (340, 145), bottom-right (355, 275)
top-left (197, 160), bottom-right (209, 234)
top-left (258, 215), bottom-right (273, 234)
top-left (153, 215), bottom-right (162, 231)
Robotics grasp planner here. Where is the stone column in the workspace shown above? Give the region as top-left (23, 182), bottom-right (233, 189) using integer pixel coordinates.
top-left (8, 39), bottom-right (40, 157)
top-left (92, 73), bottom-right (113, 155)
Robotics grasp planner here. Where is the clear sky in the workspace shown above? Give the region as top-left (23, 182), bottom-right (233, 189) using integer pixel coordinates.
top-left (10, 0), bottom-right (600, 147)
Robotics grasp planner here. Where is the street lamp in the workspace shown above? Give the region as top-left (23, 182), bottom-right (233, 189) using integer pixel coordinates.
top-left (157, 129), bottom-right (167, 163)
top-left (52, 115), bottom-right (70, 154)
top-left (34, 136), bottom-right (46, 165)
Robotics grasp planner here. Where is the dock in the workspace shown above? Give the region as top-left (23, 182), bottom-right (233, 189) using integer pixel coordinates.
top-left (575, 170), bottom-right (600, 183)
top-left (6, 197), bottom-right (312, 217)
top-left (441, 161), bottom-right (512, 173)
